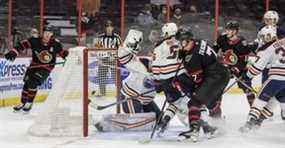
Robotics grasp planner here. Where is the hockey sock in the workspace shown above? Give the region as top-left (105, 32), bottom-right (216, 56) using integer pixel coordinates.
top-left (259, 106), bottom-right (274, 121)
top-left (248, 98), bottom-right (268, 121)
top-left (25, 89), bottom-right (37, 103)
top-left (20, 90), bottom-right (29, 104)
top-left (246, 92), bottom-right (255, 107)
top-left (188, 106), bottom-right (201, 124)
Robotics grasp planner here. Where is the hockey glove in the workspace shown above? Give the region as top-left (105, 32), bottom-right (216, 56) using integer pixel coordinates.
top-left (59, 50), bottom-right (69, 59)
top-left (230, 67), bottom-right (241, 77)
top-left (240, 71), bottom-right (252, 82)
top-left (143, 76), bottom-right (155, 89)
top-left (4, 49), bottom-right (18, 61)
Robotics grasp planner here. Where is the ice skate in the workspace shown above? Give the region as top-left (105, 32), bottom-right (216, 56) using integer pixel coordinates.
top-left (239, 118), bottom-right (261, 133)
top-left (13, 103), bottom-right (25, 112)
top-left (22, 102), bottom-right (33, 113)
top-left (201, 120), bottom-right (218, 139)
top-left (178, 121), bottom-right (200, 142)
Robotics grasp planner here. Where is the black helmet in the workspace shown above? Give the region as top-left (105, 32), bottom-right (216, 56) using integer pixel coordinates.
top-left (44, 25), bottom-right (56, 34)
top-left (177, 26), bottom-right (194, 41)
top-left (225, 21), bottom-right (239, 30)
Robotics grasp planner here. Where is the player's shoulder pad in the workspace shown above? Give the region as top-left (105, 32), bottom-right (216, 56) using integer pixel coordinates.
top-left (257, 41), bottom-right (275, 52)
top-left (154, 38), bottom-right (167, 48)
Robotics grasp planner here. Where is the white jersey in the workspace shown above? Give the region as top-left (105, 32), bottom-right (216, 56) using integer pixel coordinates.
top-left (152, 37), bottom-right (185, 80)
top-left (118, 46), bottom-right (150, 76)
top-left (247, 38), bottom-right (285, 80)
top-left (118, 46), bottom-right (155, 105)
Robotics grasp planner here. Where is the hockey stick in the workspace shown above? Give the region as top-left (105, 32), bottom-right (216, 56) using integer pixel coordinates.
top-left (223, 79), bottom-right (238, 93)
top-left (139, 99), bottom-right (167, 144)
top-left (140, 58), bottom-right (185, 144)
top-left (89, 89), bottom-right (156, 110)
top-left (233, 75), bottom-right (258, 94)
top-left (28, 60), bottom-right (66, 69)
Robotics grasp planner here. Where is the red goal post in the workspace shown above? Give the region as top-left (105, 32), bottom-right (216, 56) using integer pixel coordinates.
top-left (83, 48), bottom-right (121, 137)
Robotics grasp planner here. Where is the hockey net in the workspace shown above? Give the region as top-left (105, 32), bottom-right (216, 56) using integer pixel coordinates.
top-left (27, 47), bottom-right (121, 137)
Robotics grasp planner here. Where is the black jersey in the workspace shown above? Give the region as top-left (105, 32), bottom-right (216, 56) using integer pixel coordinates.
top-left (14, 37), bottom-right (65, 71)
top-left (180, 39), bottom-right (217, 76)
top-left (213, 34), bottom-right (252, 71)
top-left (179, 39), bottom-right (229, 96)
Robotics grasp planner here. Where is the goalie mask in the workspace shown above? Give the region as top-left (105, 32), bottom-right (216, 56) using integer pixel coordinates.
top-left (161, 22), bottom-right (178, 38)
top-left (258, 25), bottom-right (277, 43)
top-left (124, 29), bottom-right (143, 54)
top-left (264, 10), bottom-right (279, 25)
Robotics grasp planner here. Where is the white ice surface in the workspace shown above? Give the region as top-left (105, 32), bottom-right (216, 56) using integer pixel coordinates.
top-left (1, 94), bottom-right (285, 148)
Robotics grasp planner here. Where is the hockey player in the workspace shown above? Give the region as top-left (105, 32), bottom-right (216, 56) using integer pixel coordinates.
top-left (257, 11), bottom-right (285, 120)
top-left (119, 29), bottom-right (160, 118)
top-left (177, 27), bottom-right (230, 141)
top-left (94, 29), bottom-right (160, 132)
top-left (4, 26), bottom-right (68, 113)
top-left (154, 26), bottom-right (220, 139)
top-left (239, 25), bottom-right (285, 132)
top-left (150, 23), bottom-right (194, 130)
top-left (214, 21), bottom-right (256, 107)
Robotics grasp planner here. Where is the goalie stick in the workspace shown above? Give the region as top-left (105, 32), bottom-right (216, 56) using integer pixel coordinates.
top-left (89, 89), bottom-right (156, 110)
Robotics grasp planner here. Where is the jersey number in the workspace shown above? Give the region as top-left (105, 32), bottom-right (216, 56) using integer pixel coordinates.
top-left (167, 45), bottom-right (179, 59)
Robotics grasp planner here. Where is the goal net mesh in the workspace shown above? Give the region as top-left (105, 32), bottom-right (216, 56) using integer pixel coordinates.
top-left (27, 47), bottom-right (120, 137)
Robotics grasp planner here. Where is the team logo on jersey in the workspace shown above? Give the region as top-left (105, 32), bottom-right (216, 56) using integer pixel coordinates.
top-left (38, 50), bottom-right (52, 63)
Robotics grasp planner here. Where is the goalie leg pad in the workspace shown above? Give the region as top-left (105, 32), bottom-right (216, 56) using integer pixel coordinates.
top-left (142, 101), bottom-right (161, 119)
top-left (122, 99), bottom-right (142, 114)
top-left (95, 113), bottom-right (156, 132)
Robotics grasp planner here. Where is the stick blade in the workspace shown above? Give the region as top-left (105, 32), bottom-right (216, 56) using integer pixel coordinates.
top-left (138, 138), bottom-right (151, 144)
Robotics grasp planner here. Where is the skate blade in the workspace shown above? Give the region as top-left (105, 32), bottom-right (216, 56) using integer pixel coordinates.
top-left (177, 135), bottom-right (198, 143)
top-left (138, 138), bottom-right (151, 144)
top-left (239, 126), bottom-right (251, 133)
top-left (205, 129), bottom-right (219, 139)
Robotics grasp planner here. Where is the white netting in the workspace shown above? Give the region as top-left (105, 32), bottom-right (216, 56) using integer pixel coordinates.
top-left (27, 47), bottom-right (118, 137)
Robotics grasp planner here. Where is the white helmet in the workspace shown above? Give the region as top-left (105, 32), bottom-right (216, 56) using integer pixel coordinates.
top-left (264, 10), bottom-right (279, 25)
top-left (257, 25), bottom-right (277, 43)
top-left (162, 22), bottom-right (178, 38)
top-left (124, 29), bottom-right (143, 52)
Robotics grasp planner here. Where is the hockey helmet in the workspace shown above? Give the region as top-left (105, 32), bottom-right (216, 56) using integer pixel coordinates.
top-left (177, 26), bottom-right (194, 41)
top-left (225, 21), bottom-right (239, 31)
top-left (264, 10), bottom-right (279, 25)
top-left (257, 25), bottom-right (277, 43)
top-left (161, 22), bottom-right (178, 38)
top-left (43, 25), bottom-right (56, 34)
